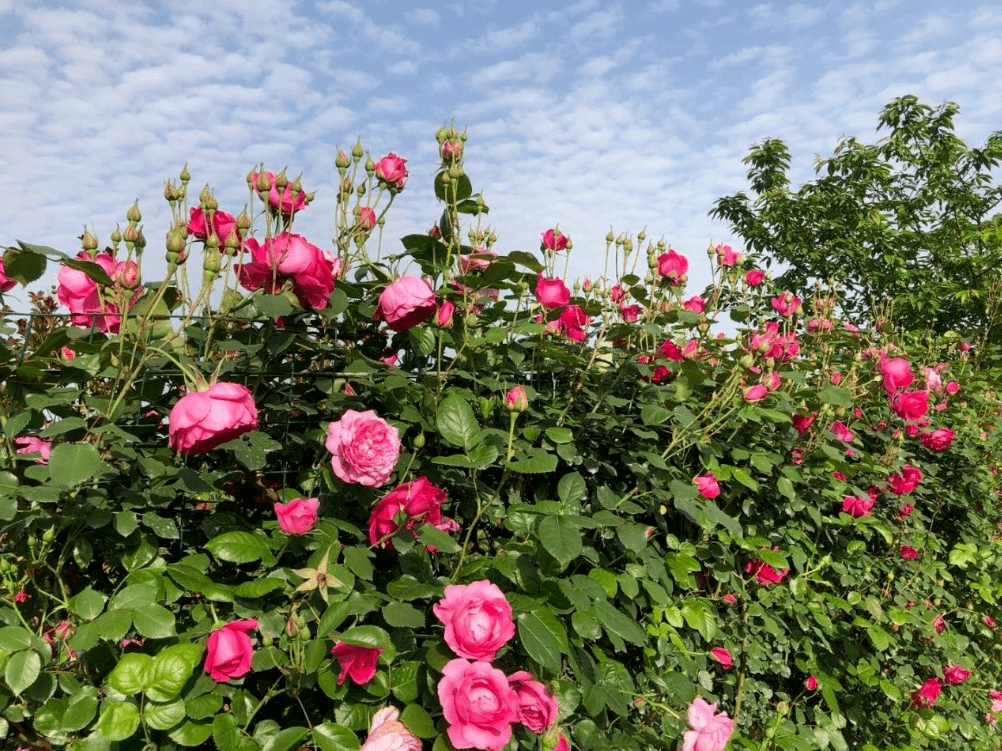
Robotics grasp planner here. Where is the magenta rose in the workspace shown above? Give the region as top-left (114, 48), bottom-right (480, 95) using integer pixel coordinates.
top-left (373, 276), bottom-right (437, 331)
top-left (252, 171), bottom-right (308, 215)
top-left (535, 274), bottom-right (570, 309)
top-left (57, 251), bottom-right (141, 333)
top-left (237, 233), bottom-right (336, 309)
top-left (892, 390), bottom-right (929, 421)
top-left (912, 677), bottom-right (941, 707)
top-left (273, 497), bottom-right (320, 535)
top-left (204, 619), bottom-right (258, 682)
top-left (374, 153), bottom-right (408, 190)
top-left (556, 305), bottom-right (588, 342)
top-left (186, 207), bottom-right (241, 247)
top-left (745, 558), bottom-right (788, 585)
top-left (682, 698), bottom-right (734, 751)
top-left (656, 249), bottom-right (688, 284)
top-left (716, 244), bottom-right (740, 267)
top-left (14, 436), bottom-right (52, 465)
top-left (900, 545), bottom-right (920, 560)
top-left (0, 256), bottom-right (17, 293)
top-left (880, 357), bottom-right (914, 395)
top-left (331, 643), bottom-right (383, 685)
top-left (943, 665), bottom-right (970, 684)
top-left (842, 494), bottom-right (875, 517)
top-left (744, 269), bottom-right (765, 286)
top-left (743, 384), bottom-right (768, 402)
top-left (433, 580), bottom-right (515, 661)
top-left (683, 296), bottom-right (705, 313)
top-left (360, 707), bottom-right (422, 751)
top-left (887, 465), bottom-right (922, 495)
top-left (168, 382), bottom-right (258, 455)
top-left (325, 409), bottom-right (401, 487)
top-left (437, 658), bottom-right (519, 751)
top-left (711, 647), bottom-right (733, 670)
top-left (540, 228), bottom-right (569, 252)
top-left (507, 671), bottom-right (559, 733)
top-left (368, 477), bottom-right (455, 548)
top-left (920, 428), bottom-right (954, 451)
top-left (694, 472), bottom-right (720, 499)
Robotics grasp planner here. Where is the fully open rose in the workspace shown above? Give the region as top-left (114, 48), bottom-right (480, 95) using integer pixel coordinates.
top-left (204, 619), bottom-right (258, 682)
top-left (168, 382), bottom-right (258, 454)
top-left (373, 276), bottom-right (437, 331)
top-left (325, 409), bottom-right (401, 487)
top-left (433, 580), bottom-right (515, 661)
top-left (437, 659), bottom-right (519, 751)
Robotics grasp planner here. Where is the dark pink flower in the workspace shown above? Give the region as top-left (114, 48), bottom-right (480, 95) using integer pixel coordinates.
top-left (273, 497), bottom-right (320, 535)
top-left (540, 228), bottom-right (570, 252)
top-left (326, 409), bottom-right (401, 487)
top-left (944, 665), bottom-right (970, 684)
top-left (374, 153), bottom-right (408, 190)
top-left (535, 275), bottom-right (570, 309)
top-left (168, 383), bottom-right (258, 455)
top-left (374, 276), bottom-right (437, 331)
top-left (842, 495), bottom-right (874, 517)
top-left (887, 465), bottom-right (922, 495)
top-left (912, 677), bottom-right (941, 708)
top-left (900, 546), bottom-right (920, 560)
top-left (433, 580), bottom-right (515, 662)
top-left (744, 269), bottom-right (765, 286)
top-left (438, 658), bottom-right (519, 751)
top-left (204, 619), bottom-right (258, 682)
top-left (711, 648), bottom-right (733, 670)
top-left (331, 643), bottom-right (383, 685)
top-left (694, 472), bottom-right (720, 499)
top-left (920, 428), bottom-right (954, 451)
top-left (507, 671), bottom-right (559, 733)
top-left (656, 250), bottom-right (688, 284)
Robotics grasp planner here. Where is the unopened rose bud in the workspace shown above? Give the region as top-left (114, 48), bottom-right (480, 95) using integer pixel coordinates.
top-left (123, 224), bottom-right (140, 245)
top-left (110, 226), bottom-right (123, 245)
top-left (236, 210), bottom-right (251, 231)
top-left (134, 229), bottom-right (146, 250)
top-left (203, 247), bottom-right (221, 274)
top-left (413, 432), bottom-right (426, 449)
top-left (583, 277), bottom-right (592, 292)
top-left (436, 300), bottom-right (455, 328)
top-left (335, 150), bottom-right (350, 170)
top-left (199, 186), bottom-right (218, 211)
top-left (304, 190), bottom-right (316, 205)
top-left (364, 156), bottom-right (375, 174)
top-left (505, 385), bottom-right (529, 412)
top-left (224, 229), bottom-right (240, 254)
top-left (179, 164), bottom-right (190, 184)
top-left (275, 170), bottom-right (288, 190)
top-left (356, 183), bottom-right (366, 197)
top-left (351, 139), bottom-right (364, 160)
top-left (205, 233), bottom-right (220, 252)
top-left (606, 230), bottom-right (615, 244)
top-left (126, 201), bottom-right (142, 223)
top-left (81, 229), bottom-right (99, 252)
top-left (246, 168), bottom-right (257, 188)
top-left (117, 260), bottom-right (141, 289)
top-left (166, 225), bottom-right (187, 255)
top-left (256, 171), bottom-right (271, 193)
top-left (436, 126), bottom-right (448, 144)
top-left (164, 182), bottom-right (180, 203)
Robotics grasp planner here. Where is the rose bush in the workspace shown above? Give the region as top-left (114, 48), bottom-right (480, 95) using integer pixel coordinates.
top-left (2, 112), bottom-right (1002, 751)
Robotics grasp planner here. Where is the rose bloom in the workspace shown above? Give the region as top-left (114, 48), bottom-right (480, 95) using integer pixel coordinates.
top-left (438, 658), bottom-right (519, 751)
top-left (842, 495), bottom-right (875, 518)
top-left (433, 580), bottom-right (516, 661)
top-left (743, 384), bottom-right (768, 402)
top-left (716, 244), bottom-right (740, 267)
top-left (945, 381), bottom-right (960, 395)
top-left (330, 643), bottom-right (383, 685)
top-left (771, 292), bottom-right (802, 316)
top-left (745, 558), bottom-right (789, 585)
top-left (682, 697), bottom-right (734, 751)
top-left (933, 613), bottom-right (946, 633)
top-left (656, 249), bottom-right (688, 284)
top-left (694, 472), bottom-right (720, 499)
top-left (368, 477), bottom-right (456, 548)
top-left (237, 233), bottom-right (337, 310)
top-left (374, 153), bottom-right (408, 190)
top-left (273, 497), bottom-right (320, 535)
top-left (683, 296), bottom-right (705, 313)
top-left (880, 357), bottom-right (914, 395)
top-left (186, 207), bottom-right (240, 248)
top-left (507, 671), bottom-right (559, 733)
top-left (252, 170), bottom-right (308, 215)
top-left (436, 300), bottom-right (455, 328)
top-left (357, 206), bottom-right (377, 231)
top-left (540, 228), bottom-right (570, 252)
top-left (505, 386), bottom-right (529, 412)
top-left (0, 256), bottom-right (17, 293)
top-left (711, 647), bottom-right (733, 670)
top-left (360, 706), bottom-right (421, 751)
top-left (900, 545), bottom-right (920, 560)
top-left (168, 382), bottom-right (258, 455)
top-left (892, 390), bottom-right (929, 421)
top-left (204, 619), bottom-right (258, 682)
top-left (459, 247), bottom-right (497, 275)
top-left (920, 428), bottom-right (954, 451)
top-left (792, 412), bottom-right (815, 436)
top-left (830, 421), bottom-right (854, 442)
top-left (554, 733), bottom-right (571, 751)
top-left (912, 677), bottom-right (941, 708)
top-left (887, 465), bottom-right (922, 495)
top-left (556, 305), bottom-right (588, 342)
top-left (744, 269), bottom-right (765, 286)
top-left (944, 665), bottom-right (970, 684)
top-left (535, 274), bottom-right (571, 309)
top-left (373, 276), bottom-right (437, 331)
top-left (619, 303), bottom-right (640, 322)
top-left (57, 251), bottom-right (141, 333)
top-left (805, 676), bottom-right (818, 691)
top-left (14, 436), bottom-right (52, 465)
top-left (326, 409), bottom-right (401, 487)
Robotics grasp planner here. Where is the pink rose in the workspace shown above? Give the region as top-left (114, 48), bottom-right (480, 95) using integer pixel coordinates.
top-left (830, 421), bottom-right (854, 442)
top-left (535, 275), bottom-right (571, 309)
top-left (805, 676), bottom-right (818, 691)
top-left (619, 303), bottom-right (640, 322)
top-left (57, 251), bottom-right (141, 333)
top-left (507, 671), bottom-right (559, 733)
top-left (694, 472), bottom-right (720, 499)
top-left (0, 256), bottom-right (18, 293)
top-left (14, 436), bottom-right (52, 464)
top-left (168, 383), bottom-right (258, 455)
top-left (358, 206), bottom-right (377, 231)
top-left (374, 153), bottom-right (408, 190)
top-left (745, 558), bottom-right (788, 585)
top-left (900, 546), bottom-right (920, 560)
top-left (771, 292), bottom-right (802, 316)
top-left (433, 580), bottom-right (515, 661)
top-left (554, 733), bottom-right (571, 751)
top-left (437, 658), bottom-right (519, 751)
top-left (792, 412), bottom-right (815, 436)
top-left (842, 495), bottom-right (875, 518)
top-left (715, 244), bottom-right (740, 267)
top-left (656, 250), bottom-right (688, 284)
top-left (683, 296), bottom-right (705, 313)
top-left (880, 357), bottom-right (914, 395)
top-left (945, 381), bottom-right (960, 395)
top-left (912, 677), bottom-right (941, 708)
top-left (682, 698), bottom-right (733, 751)
top-left (436, 300), bottom-right (455, 328)
top-left (743, 384), bottom-right (768, 402)
top-left (252, 171), bottom-right (308, 215)
top-left (505, 386), bottom-right (529, 412)
top-left (368, 477), bottom-right (454, 548)
top-left (920, 428), bottom-right (954, 451)
top-left (325, 409), bottom-right (401, 487)
top-left (204, 619), bottom-right (258, 682)
top-left (237, 233), bottom-right (337, 309)
top-left (744, 269), bottom-right (765, 286)
top-left (331, 643), bottom-right (383, 685)
top-left (374, 276), bottom-right (437, 331)
top-left (360, 707), bottom-right (422, 751)
top-left (556, 305), bottom-right (588, 342)
top-left (892, 390), bottom-right (929, 421)
top-left (540, 228), bottom-right (569, 252)
top-left (711, 647), bottom-right (733, 670)
top-left (887, 465), bottom-right (922, 495)
top-left (273, 497), bottom-right (320, 535)
top-left (459, 248), bottom-right (497, 275)
top-left (944, 665), bottom-right (970, 684)
top-left (186, 207), bottom-right (240, 247)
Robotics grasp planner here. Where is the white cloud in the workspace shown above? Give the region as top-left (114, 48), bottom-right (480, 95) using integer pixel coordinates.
top-left (405, 8), bottom-right (441, 26)
top-left (388, 59), bottom-right (419, 75)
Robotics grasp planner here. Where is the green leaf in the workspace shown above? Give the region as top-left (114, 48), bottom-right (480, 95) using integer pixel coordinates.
top-left (6, 649), bottom-right (41, 694)
top-left (640, 405), bottom-right (671, 425)
top-left (107, 653), bottom-right (152, 695)
top-left (557, 472), bottom-right (587, 504)
top-left (235, 578), bottom-right (285, 598)
top-left (312, 722), bottom-right (361, 751)
top-left (188, 693), bottom-right (225, 720)
top-left (400, 704), bottom-right (437, 738)
top-left (169, 719), bottom-right (215, 747)
top-left (437, 393), bottom-right (482, 450)
top-left (261, 726), bottom-right (309, 751)
top-left (818, 385), bottom-right (852, 407)
top-left (62, 686), bottom-right (100, 732)
top-left (383, 602), bottom-right (426, 628)
top-left (593, 599), bottom-right (646, 645)
top-left (416, 523), bottom-right (461, 554)
top-left (390, 662), bottom-right (421, 703)
top-left (317, 602), bottom-right (352, 635)
top-left (545, 427), bottom-right (575, 444)
top-left (144, 699), bottom-right (187, 731)
top-left (537, 516), bottom-right (582, 567)
top-left (206, 530), bottom-right (276, 565)
top-left (518, 608), bottom-right (568, 672)
top-left (4, 245), bottom-right (48, 284)
top-left (62, 257), bottom-right (115, 285)
top-left (339, 625), bottom-right (393, 654)
top-left (146, 643), bottom-right (204, 702)
top-left (508, 449), bottom-right (558, 474)
top-left (0, 625), bottom-right (35, 651)
top-left (46, 443), bottom-right (105, 486)
top-left (254, 293), bottom-right (296, 319)
top-left (95, 701), bottom-right (140, 742)
top-left (132, 604), bottom-right (176, 639)
top-left (110, 582), bottom-right (157, 611)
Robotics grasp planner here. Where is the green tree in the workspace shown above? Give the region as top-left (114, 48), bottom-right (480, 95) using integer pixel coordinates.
top-left (712, 95), bottom-right (1002, 343)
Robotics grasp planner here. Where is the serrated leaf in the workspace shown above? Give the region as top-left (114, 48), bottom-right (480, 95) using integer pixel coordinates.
top-left (537, 516), bottom-right (582, 567)
top-left (0, 625), bottom-right (35, 651)
top-left (132, 604), bottom-right (176, 639)
top-left (144, 699), bottom-right (187, 731)
top-left (145, 644), bottom-right (204, 702)
top-left (640, 405), bottom-right (671, 425)
top-left (415, 523), bottom-right (461, 554)
top-left (312, 722), bottom-right (360, 751)
top-left (111, 582), bottom-right (157, 611)
top-left (400, 705), bottom-right (437, 738)
top-left (593, 599), bottom-right (646, 645)
top-left (437, 393), bottom-right (482, 450)
top-left (169, 719), bottom-right (215, 747)
top-left (518, 608), bottom-right (567, 672)
top-left (6, 649), bottom-right (41, 694)
top-left (5, 245), bottom-right (48, 284)
top-left (95, 701), bottom-right (140, 742)
top-left (557, 472), bottom-right (587, 504)
top-left (62, 685), bottom-right (100, 732)
top-left (261, 726), bottom-right (308, 751)
top-left (47, 443), bottom-right (105, 487)
top-left (108, 653), bottom-right (152, 695)
top-left (206, 531), bottom-right (276, 565)
top-left (508, 449), bottom-right (558, 474)
top-left (383, 602), bottom-right (426, 628)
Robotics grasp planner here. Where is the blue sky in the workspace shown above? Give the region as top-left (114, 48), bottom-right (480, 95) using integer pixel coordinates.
top-left (2, 0), bottom-right (1000, 301)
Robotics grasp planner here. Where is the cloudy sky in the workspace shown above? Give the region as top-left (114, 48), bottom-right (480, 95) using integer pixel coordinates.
top-left (2, 0), bottom-right (1000, 301)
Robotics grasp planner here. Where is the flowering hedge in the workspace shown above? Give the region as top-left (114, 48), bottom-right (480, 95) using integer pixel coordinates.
top-left (2, 125), bottom-right (1002, 751)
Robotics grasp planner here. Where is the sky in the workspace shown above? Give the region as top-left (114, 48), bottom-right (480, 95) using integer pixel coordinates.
top-left (2, 0), bottom-right (1001, 305)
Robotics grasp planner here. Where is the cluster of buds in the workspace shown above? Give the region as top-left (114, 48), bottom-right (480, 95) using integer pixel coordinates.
top-left (436, 124), bottom-right (466, 165)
